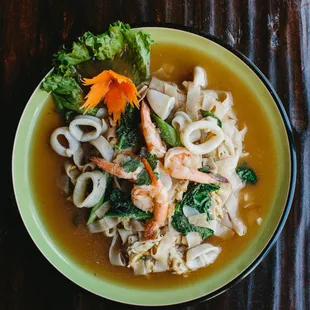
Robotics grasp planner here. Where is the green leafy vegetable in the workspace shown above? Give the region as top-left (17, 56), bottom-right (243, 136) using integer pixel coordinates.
top-left (202, 110), bottom-right (222, 128)
top-left (199, 165), bottom-right (211, 174)
top-left (55, 41), bottom-right (90, 77)
top-left (82, 23), bottom-right (124, 60)
top-left (171, 182), bottom-right (220, 239)
top-left (182, 183), bottom-right (220, 219)
top-left (105, 189), bottom-right (152, 219)
top-left (120, 157), bottom-right (143, 173)
top-left (136, 152), bottom-right (159, 186)
top-left (136, 169), bottom-right (151, 186)
top-left (87, 195), bottom-right (105, 225)
top-left (236, 165), bottom-right (258, 184)
top-left (145, 153), bottom-right (157, 170)
top-left (116, 104), bottom-right (142, 150)
top-left (121, 22), bottom-right (152, 84)
top-left (172, 204), bottom-right (213, 240)
top-left (41, 74), bottom-right (97, 117)
top-left (152, 114), bottom-right (182, 147)
top-left (87, 173), bottom-right (113, 224)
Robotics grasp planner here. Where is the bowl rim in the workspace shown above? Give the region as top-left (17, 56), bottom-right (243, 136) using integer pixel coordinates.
top-left (11, 24), bottom-right (297, 307)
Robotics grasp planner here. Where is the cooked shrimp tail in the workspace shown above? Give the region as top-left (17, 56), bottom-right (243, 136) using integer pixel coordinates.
top-left (140, 101), bottom-right (167, 158)
top-left (144, 219), bottom-right (159, 239)
top-left (91, 156), bottom-right (140, 181)
top-left (164, 147), bottom-right (222, 184)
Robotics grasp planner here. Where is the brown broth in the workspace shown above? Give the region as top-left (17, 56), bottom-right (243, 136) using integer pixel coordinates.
top-left (30, 43), bottom-right (277, 289)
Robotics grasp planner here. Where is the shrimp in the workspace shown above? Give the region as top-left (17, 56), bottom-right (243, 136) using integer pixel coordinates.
top-left (143, 181), bottom-right (169, 239)
top-left (91, 153), bottom-right (143, 181)
top-left (131, 159), bottom-right (169, 239)
top-left (164, 147), bottom-right (227, 184)
top-left (131, 185), bottom-right (154, 212)
top-left (140, 101), bottom-right (167, 158)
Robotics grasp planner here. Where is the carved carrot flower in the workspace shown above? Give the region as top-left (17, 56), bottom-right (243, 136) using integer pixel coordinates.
top-left (81, 70), bottom-right (139, 123)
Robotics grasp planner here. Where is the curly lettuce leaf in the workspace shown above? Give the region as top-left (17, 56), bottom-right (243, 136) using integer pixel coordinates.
top-left (82, 23), bottom-right (124, 60)
top-left (121, 23), bottom-right (153, 84)
top-left (55, 41), bottom-right (90, 77)
top-left (41, 74), bottom-right (97, 117)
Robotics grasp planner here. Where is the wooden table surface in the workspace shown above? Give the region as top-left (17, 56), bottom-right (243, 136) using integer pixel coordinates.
top-left (2, 0), bottom-right (309, 309)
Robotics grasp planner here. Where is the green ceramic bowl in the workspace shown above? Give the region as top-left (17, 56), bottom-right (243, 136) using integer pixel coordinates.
top-left (12, 27), bottom-right (296, 306)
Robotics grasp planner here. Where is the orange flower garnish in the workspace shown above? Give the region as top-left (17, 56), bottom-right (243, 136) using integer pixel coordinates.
top-left (81, 70), bottom-right (139, 123)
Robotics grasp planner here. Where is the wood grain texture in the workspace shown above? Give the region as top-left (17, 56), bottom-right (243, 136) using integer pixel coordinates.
top-left (2, 0), bottom-right (309, 309)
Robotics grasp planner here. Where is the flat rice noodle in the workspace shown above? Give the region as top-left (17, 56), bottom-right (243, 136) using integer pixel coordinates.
top-left (185, 82), bottom-right (201, 121)
top-left (121, 218), bottom-right (131, 230)
top-left (137, 84), bottom-right (148, 103)
top-left (95, 201), bottom-right (111, 219)
top-left (152, 231), bottom-right (176, 263)
top-left (127, 234), bottom-right (139, 245)
top-left (177, 91), bottom-right (187, 103)
top-left (118, 228), bottom-right (133, 244)
top-left (109, 233), bottom-right (126, 266)
top-left (217, 142), bottom-right (231, 160)
top-left (146, 89), bottom-right (176, 120)
top-left (152, 63), bottom-right (174, 79)
top-left (228, 171), bottom-right (244, 192)
top-left (88, 217), bottom-right (120, 233)
top-left (154, 260), bottom-right (169, 273)
top-left (201, 90), bottom-right (219, 111)
top-left (132, 260), bottom-right (148, 275)
top-left (225, 193), bottom-right (247, 236)
top-left (131, 219), bottom-right (145, 232)
top-left (128, 238), bottom-right (161, 264)
top-left (185, 232), bottom-right (202, 248)
top-left (202, 220), bottom-right (235, 240)
top-left (187, 213), bottom-right (209, 227)
top-left (149, 76), bottom-right (165, 92)
top-left (193, 66), bottom-right (207, 88)
top-left (164, 82), bottom-right (178, 98)
top-left (169, 247), bottom-right (188, 274)
top-left (216, 156), bottom-right (240, 181)
top-left (183, 205), bottom-right (200, 217)
top-left (103, 226), bottom-right (117, 237)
